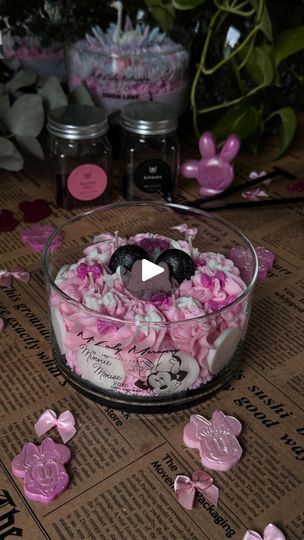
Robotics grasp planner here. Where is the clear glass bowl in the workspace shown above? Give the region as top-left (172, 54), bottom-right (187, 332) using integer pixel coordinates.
top-left (43, 202), bottom-right (258, 412)
top-left (65, 39), bottom-right (189, 115)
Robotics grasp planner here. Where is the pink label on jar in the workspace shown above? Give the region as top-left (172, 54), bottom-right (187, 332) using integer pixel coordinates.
top-left (67, 164), bottom-right (107, 201)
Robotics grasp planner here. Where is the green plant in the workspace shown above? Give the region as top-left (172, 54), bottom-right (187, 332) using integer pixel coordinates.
top-left (172, 0), bottom-right (304, 155)
top-left (0, 69), bottom-right (94, 171)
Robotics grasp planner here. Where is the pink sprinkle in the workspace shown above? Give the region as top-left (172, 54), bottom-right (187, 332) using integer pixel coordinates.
top-left (196, 259), bottom-right (206, 267)
top-left (77, 263), bottom-right (89, 279)
top-left (215, 270), bottom-right (226, 287)
top-left (200, 274), bottom-right (213, 288)
top-left (90, 264), bottom-right (103, 278)
top-left (97, 320), bottom-right (122, 334)
top-left (208, 300), bottom-right (220, 311)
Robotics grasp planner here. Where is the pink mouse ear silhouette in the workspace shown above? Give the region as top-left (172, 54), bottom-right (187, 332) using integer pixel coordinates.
top-left (220, 134), bottom-right (241, 163)
top-left (199, 132), bottom-right (217, 159)
top-left (212, 410), bottom-right (242, 436)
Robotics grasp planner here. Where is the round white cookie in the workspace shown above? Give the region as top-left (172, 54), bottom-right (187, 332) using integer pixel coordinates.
top-left (207, 327), bottom-right (242, 375)
top-left (51, 308), bottom-right (67, 354)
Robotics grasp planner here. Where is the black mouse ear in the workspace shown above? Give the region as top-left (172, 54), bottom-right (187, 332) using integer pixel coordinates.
top-left (156, 249), bottom-right (194, 284)
top-left (109, 245), bottom-right (148, 274)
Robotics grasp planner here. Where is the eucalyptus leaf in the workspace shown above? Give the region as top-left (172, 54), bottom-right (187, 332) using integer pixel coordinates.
top-left (244, 46), bottom-right (274, 86)
top-left (172, 0), bottom-right (204, 9)
top-left (4, 94), bottom-right (44, 137)
top-left (0, 94), bottom-right (10, 120)
top-left (6, 70), bottom-right (37, 93)
top-left (16, 136), bottom-right (44, 161)
top-left (0, 136), bottom-right (23, 171)
top-left (266, 107), bottom-right (297, 157)
top-left (38, 76), bottom-right (68, 110)
top-left (213, 103), bottom-right (261, 142)
top-left (274, 26), bottom-right (304, 66)
top-left (70, 84), bottom-right (94, 106)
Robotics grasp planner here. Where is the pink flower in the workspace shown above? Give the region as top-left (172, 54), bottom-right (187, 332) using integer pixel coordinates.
top-left (20, 224), bottom-right (62, 253)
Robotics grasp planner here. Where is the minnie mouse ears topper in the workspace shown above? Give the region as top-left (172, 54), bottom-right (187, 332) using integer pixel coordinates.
top-left (181, 132), bottom-right (241, 196)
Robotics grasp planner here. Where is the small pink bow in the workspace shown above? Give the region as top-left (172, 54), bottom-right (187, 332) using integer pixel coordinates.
top-left (171, 224), bottom-right (198, 241)
top-left (174, 470), bottom-right (219, 510)
top-left (0, 267), bottom-right (30, 288)
top-left (241, 188), bottom-right (269, 201)
top-left (34, 409), bottom-right (76, 444)
top-left (243, 523), bottom-right (286, 540)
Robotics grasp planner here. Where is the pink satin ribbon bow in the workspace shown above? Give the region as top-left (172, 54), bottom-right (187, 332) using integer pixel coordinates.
top-left (174, 471), bottom-right (219, 510)
top-left (0, 267), bottom-right (30, 288)
top-left (34, 409), bottom-right (76, 444)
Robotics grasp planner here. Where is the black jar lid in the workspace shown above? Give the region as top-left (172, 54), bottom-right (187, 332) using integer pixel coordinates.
top-left (47, 105), bottom-right (108, 140)
top-left (121, 101), bottom-right (178, 135)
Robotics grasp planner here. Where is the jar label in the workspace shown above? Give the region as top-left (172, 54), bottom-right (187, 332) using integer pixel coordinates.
top-left (134, 159), bottom-right (173, 196)
top-left (130, 352), bottom-right (200, 395)
top-left (67, 164), bottom-right (107, 201)
top-left (76, 342), bottom-right (125, 390)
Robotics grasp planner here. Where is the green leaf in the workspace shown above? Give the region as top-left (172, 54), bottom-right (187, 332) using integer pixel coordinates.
top-left (0, 137), bottom-right (23, 171)
top-left (16, 136), bottom-right (44, 160)
top-left (0, 94), bottom-right (10, 120)
top-left (70, 84), bottom-right (94, 106)
top-left (266, 107), bottom-right (297, 157)
top-left (260, 4), bottom-right (273, 41)
top-left (38, 76), bottom-right (68, 111)
top-left (144, 0), bottom-right (176, 29)
top-left (172, 0), bottom-right (204, 9)
top-left (6, 70), bottom-right (37, 93)
top-left (244, 46), bottom-right (274, 86)
top-left (274, 27), bottom-right (304, 66)
top-left (213, 103), bottom-right (261, 142)
top-left (4, 94), bottom-right (44, 137)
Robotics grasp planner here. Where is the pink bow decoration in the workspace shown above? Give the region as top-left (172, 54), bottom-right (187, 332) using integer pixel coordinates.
top-left (171, 224), bottom-right (198, 241)
top-left (34, 409), bottom-right (76, 443)
top-left (241, 188), bottom-right (269, 201)
top-left (243, 523), bottom-right (286, 540)
top-left (0, 267), bottom-right (30, 288)
top-left (174, 470), bottom-right (219, 510)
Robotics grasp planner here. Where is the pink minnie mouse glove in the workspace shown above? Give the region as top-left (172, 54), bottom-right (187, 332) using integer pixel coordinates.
top-left (181, 132), bottom-right (240, 196)
top-left (243, 523), bottom-right (286, 540)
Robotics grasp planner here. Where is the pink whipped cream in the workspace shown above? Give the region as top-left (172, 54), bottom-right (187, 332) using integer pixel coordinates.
top-left (50, 232), bottom-right (248, 396)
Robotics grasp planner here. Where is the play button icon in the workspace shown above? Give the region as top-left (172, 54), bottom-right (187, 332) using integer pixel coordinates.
top-left (121, 259), bottom-right (175, 301)
top-left (142, 259), bottom-right (165, 282)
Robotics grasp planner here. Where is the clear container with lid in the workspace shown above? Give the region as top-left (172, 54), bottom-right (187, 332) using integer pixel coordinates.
top-left (47, 104), bottom-right (112, 209)
top-left (120, 101), bottom-right (179, 202)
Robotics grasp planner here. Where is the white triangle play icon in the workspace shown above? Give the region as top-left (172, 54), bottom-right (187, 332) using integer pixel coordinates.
top-left (142, 259), bottom-right (165, 282)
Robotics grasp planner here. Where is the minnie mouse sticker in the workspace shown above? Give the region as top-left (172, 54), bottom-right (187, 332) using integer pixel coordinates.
top-left (133, 352), bottom-right (200, 394)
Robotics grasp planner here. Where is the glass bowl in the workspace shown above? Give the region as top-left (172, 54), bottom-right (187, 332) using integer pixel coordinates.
top-left (43, 202), bottom-right (258, 412)
top-left (65, 38), bottom-right (189, 116)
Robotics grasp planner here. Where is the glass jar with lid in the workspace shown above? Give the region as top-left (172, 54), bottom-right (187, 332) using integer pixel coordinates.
top-left (47, 104), bottom-right (112, 209)
top-left (120, 102), bottom-right (179, 202)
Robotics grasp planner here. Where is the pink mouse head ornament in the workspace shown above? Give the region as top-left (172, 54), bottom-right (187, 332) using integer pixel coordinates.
top-left (183, 410), bottom-right (243, 471)
top-left (181, 131), bottom-right (240, 196)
